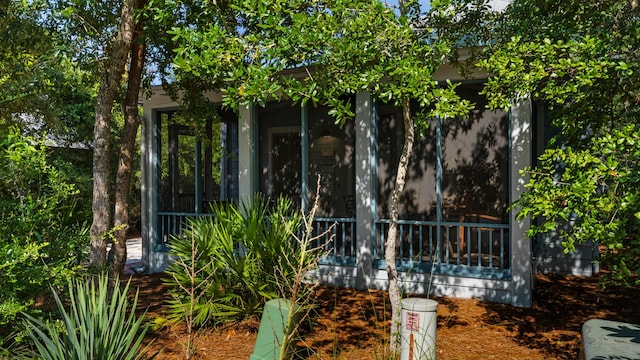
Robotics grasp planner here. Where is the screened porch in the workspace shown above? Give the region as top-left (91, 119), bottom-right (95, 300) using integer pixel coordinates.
top-left (151, 82), bottom-right (512, 281)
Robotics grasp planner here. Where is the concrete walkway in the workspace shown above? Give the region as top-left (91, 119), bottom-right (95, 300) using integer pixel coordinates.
top-left (125, 237), bottom-right (143, 274)
top-left (105, 237), bottom-right (143, 275)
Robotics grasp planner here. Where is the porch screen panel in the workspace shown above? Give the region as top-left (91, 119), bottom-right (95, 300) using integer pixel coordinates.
top-left (220, 109), bottom-right (239, 202)
top-left (441, 83), bottom-right (510, 269)
top-left (376, 104), bottom-right (437, 220)
top-left (374, 83), bottom-right (510, 270)
top-left (307, 102), bottom-right (356, 218)
top-left (441, 83), bottom-right (509, 224)
top-left (159, 112), bottom-right (193, 213)
top-left (176, 126), bottom-right (197, 212)
top-left (375, 87), bottom-right (508, 220)
top-left (159, 112), bottom-right (170, 213)
top-left (258, 101), bottom-right (302, 203)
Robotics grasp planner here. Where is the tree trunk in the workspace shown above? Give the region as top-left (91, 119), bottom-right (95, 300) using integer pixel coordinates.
top-left (385, 99), bottom-right (414, 355)
top-left (89, 0), bottom-right (137, 270)
top-left (111, 3), bottom-right (145, 276)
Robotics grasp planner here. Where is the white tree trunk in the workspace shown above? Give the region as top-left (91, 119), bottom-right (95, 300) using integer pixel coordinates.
top-left (386, 99), bottom-right (414, 355)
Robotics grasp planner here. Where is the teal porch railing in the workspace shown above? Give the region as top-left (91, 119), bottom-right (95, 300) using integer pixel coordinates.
top-left (375, 219), bottom-right (511, 280)
top-left (156, 212), bottom-right (215, 250)
top-left (156, 212), bottom-right (356, 266)
top-left (156, 213), bottom-right (510, 279)
top-left (311, 217), bottom-right (357, 266)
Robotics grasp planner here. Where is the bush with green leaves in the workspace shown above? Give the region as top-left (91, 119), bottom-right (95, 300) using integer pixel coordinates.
top-left (0, 127), bottom-right (88, 333)
top-left (23, 274), bottom-right (150, 360)
top-left (164, 195), bottom-right (317, 327)
top-left (48, 148), bottom-right (94, 225)
top-left (481, 0), bottom-right (640, 285)
top-left (513, 124), bottom-right (640, 285)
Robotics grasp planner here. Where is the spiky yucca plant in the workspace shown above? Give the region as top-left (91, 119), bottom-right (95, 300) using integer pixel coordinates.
top-left (23, 274), bottom-right (150, 360)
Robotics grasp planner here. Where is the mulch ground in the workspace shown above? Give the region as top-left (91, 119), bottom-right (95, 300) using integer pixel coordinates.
top-left (131, 272), bottom-right (640, 359)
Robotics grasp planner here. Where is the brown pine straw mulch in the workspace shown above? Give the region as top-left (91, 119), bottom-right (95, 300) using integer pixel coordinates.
top-left (131, 272), bottom-right (640, 359)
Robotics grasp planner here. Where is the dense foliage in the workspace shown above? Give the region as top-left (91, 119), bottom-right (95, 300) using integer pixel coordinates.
top-left (160, 0), bottom-right (481, 120)
top-left (1, 0), bottom-right (147, 274)
top-left (163, 196), bottom-right (316, 327)
top-left (0, 0), bottom-right (96, 145)
top-left (480, 0), bottom-right (640, 285)
top-left (0, 128), bottom-right (88, 335)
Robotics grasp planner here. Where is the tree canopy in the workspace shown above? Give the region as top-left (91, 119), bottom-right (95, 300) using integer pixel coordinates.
top-left (0, 0), bottom-right (96, 144)
top-left (163, 0), bottom-right (494, 352)
top-left (164, 0), bottom-right (482, 119)
top-left (480, 0), bottom-right (640, 285)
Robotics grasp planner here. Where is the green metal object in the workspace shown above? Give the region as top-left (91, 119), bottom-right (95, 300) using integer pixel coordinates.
top-left (250, 298), bottom-right (297, 360)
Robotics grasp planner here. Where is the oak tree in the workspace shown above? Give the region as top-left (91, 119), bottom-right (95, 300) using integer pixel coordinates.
top-left (480, 0), bottom-right (640, 285)
top-left (166, 0), bottom-right (487, 352)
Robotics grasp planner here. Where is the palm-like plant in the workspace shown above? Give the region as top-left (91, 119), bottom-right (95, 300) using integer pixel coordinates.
top-left (164, 195), bottom-right (306, 328)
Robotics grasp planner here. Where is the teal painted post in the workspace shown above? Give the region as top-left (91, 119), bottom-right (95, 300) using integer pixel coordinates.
top-left (435, 115), bottom-right (442, 263)
top-left (195, 140), bottom-right (201, 213)
top-left (301, 104), bottom-right (308, 212)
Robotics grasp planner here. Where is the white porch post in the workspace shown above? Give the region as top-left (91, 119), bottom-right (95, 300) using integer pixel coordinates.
top-left (509, 98), bottom-right (533, 307)
top-left (355, 92), bottom-right (376, 289)
top-left (238, 104), bottom-right (257, 204)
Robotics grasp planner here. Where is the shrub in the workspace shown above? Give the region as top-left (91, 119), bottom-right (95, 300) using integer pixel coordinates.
top-left (0, 127), bottom-right (88, 333)
top-left (164, 195), bottom-right (310, 327)
top-left (23, 274), bottom-right (150, 360)
top-left (48, 148), bottom-right (93, 225)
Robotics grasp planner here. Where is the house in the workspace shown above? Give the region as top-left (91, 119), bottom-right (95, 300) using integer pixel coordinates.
top-left (139, 63), bottom-right (598, 308)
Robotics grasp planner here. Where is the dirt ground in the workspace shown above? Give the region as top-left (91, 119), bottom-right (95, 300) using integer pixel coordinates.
top-left (131, 272), bottom-right (640, 359)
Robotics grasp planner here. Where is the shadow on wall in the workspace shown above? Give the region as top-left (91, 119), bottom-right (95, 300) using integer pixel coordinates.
top-left (535, 228), bottom-right (599, 277)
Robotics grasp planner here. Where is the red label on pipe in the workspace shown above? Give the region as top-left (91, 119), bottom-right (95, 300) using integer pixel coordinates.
top-left (406, 311), bottom-right (420, 332)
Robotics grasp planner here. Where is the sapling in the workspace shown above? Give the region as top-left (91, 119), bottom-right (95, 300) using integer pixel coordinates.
top-left (274, 176), bottom-right (334, 359)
